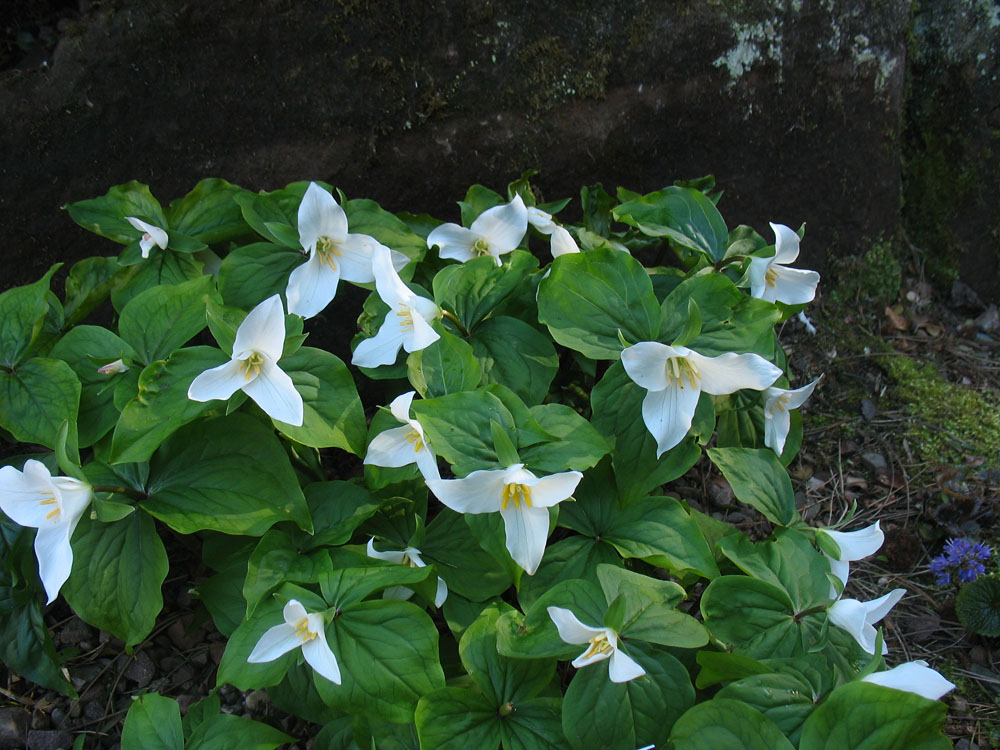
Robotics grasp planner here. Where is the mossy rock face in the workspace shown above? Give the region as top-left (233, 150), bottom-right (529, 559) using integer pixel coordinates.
top-left (1, 0), bottom-right (912, 291)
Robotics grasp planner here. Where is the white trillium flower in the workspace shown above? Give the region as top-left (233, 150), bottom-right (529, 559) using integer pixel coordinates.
top-left (188, 294), bottom-right (304, 426)
top-left (828, 588), bottom-right (905, 654)
top-left (0, 460), bottom-right (93, 604)
top-left (763, 375), bottom-right (822, 455)
top-left (817, 521), bottom-right (885, 595)
top-left (287, 182), bottom-right (407, 319)
top-left (426, 463), bottom-right (582, 575)
top-left (860, 660), bottom-right (956, 701)
top-left (125, 216), bottom-right (168, 259)
top-left (351, 245), bottom-right (440, 368)
top-left (546, 606), bottom-right (646, 683)
top-left (527, 206), bottom-right (580, 258)
top-left (97, 358), bottom-right (129, 375)
top-left (366, 538), bottom-right (448, 607)
top-left (247, 599), bottom-right (341, 684)
top-left (363, 391), bottom-right (439, 480)
top-left (621, 342), bottom-right (782, 457)
top-left (748, 223), bottom-right (820, 305)
top-left (427, 194), bottom-right (528, 266)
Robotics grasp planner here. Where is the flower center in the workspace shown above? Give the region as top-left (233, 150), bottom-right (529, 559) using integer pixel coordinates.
top-left (403, 554), bottom-right (420, 569)
top-left (501, 483), bottom-right (532, 510)
top-left (293, 616), bottom-right (317, 643)
top-left (764, 266), bottom-right (779, 287)
top-left (582, 632), bottom-right (614, 660)
top-left (471, 238), bottom-right (492, 257)
top-left (404, 428), bottom-right (424, 453)
top-left (38, 491), bottom-right (60, 522)
top-left (240, 352), bottom-right (265, 381)
top-left (396, 304), bottom-right (415, 332)
top-left (316, 236), bottom-right (342, 270)
top-left (142, 232), bottom-right (153, 243)
top-left (664, 357), bottom-right (701, 389)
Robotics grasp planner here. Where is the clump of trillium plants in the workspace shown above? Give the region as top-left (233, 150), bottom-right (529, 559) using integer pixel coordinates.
top-left (0, 174), bottom-right (958, 749)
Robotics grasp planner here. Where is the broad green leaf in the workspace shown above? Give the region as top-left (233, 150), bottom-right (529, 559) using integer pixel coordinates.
top-left (407, 329), bottom-right (483, 398)
top-left (243, 530), bottom-right (333, 618)
top-left (63, 256), bottom-right (123, 326)
top-left (518, 404), bottom-right (609, 474)
top-left (182, 693), bottom-right (221, 742)
top-left (411, 389), bottom-right (516, 475)
top-left (707, 447), bottom-right (796, 525)
top-left (0, 358), bottom-right (80, 456)
top-left (233, 190), bottom-right (301, 248)
top-left (797, 682), bottom-right (951, 750)
top-left (590, 362), bottom-right (701, 501)
top-left (319, 561), bottom-right (435, 611)
top-left (415, 688), bottom-right (502, 750)
top-left (275, 347), bottom-right (366, 453)
top-left (556, 457), bottom-right (618, 537)
top-left (0, 264), bottom-right (60, 367)
top-left (497, 578), bottom-right (607, 660)
top-left (421, 508), bottom-right (516, 601)
top-left (613, 186), bottom-right (729, 261)
top-left (717, 672), bottom-right (817, 744)
top-left (301, 481), bottom-right (383, 551)
top-left (344, 198), bottom-right (427, 263)
top-left (537, 248), bottom-right (660, 359)
top-left (109, 346), bottom-right (230, 464)
top-left (186, 713), bottom-right (293, 750)
top-left (668, 698), bottom-right (796, 750)
top-left (315, 600), bottom-right (445, 723)
top-left (499, 697), bottom-right (566, 750)
top-left (433, 251), bottom-right (539, 332)
top-left (62, 512), bottom-right (167, 647)
top-left (694, 651), bottom-right (771, 689)
top-left (470, 316), bottom-right (558, 405)
top-left (459, 184), bottom-right (506, 226)
top-left (145, 414), bottom-right (311, 535)
top-left (65, 181), bottom-right (166, 244)
top-left (266, 662), bottom-right (340, 726)
top-left (517, 535), bottom-right (622, 612)
top-left (111, 251), bottom-right (204, 312)
top-left (167, 178), bottom-right (248, 244)
top-left (121, 693), bottom-right (183, 750)
top-left (118, 275), bottom-right (218, 364)
top-left (217, 243), bottom-right (302, 310)
top-left (596, 566), bottom-right (708, 648)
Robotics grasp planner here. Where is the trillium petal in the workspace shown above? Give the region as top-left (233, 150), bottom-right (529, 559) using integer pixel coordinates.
top-left (371, 244), bottom-right (412, 307)
top-left (125, 217), bottom-right (168, 256)
top-left (691, 351), bottom-right (782, 395)
top-left (470, 195), bottom-right (528, 255)
top-left (763, 400), bottom-right (792, 455)
top-left (0, 461), bottom-right (56, 528)
top-left (233, 294), bottom-right (286, 361)
top-left (247, 622), bottom-right (301, 663)
top-left (298, 183), bottom-right (347, 250)
top-left (828, 598), bottom-right (880, 653)
top-left (500, 503), bottom-right (550, 574)
top-left (427, 224), bottom-right (478, 263)
top-left (861, 660), bottom-right (956, 701)
top-left (608, 649), bottom-right (646, 683)
top-left (767, 265), bottom-right (820, 305)
top-left (770, 222), bottom-right (801, 264)
top-left (283, 600), bottom-right (309, 625)
top-left (427, 470), bottom-right (506, 514)
top-left (351, 315), bottom-right (408, 368)
top-left (365, 425), bottom-right (419, 468)
top-left (821, 522), bottom-right (884, 562)
top-left (404, 311), bottom-right (440, 353)
top-left (572, 646), bottom-right (614, 669)
top-left (621, 342), bottom-right (678, 392)
top-left (336, 235), bottom-right (381, 284)
top-left (527, 471), bottom-right (583, 508)
top-left (187, 359), bottom-right (248, 403)
top-left (388, 391), bottom-right (417, 423)
top-left (526, 206), bottom-right (555, 233)
top-left (864, 588), bottom-right (905, 623)
top-left (286, 251), bottom-right (342, 319)
top-left (302, 627), bottom-right (342, 684)
top-left (827, 558), bottom-right (849, 596)
top-left (34, 522), bottom-right (74, 604)
top-left (781, 376), bottom-right (823, 410)
top-left (641, 383), bottom-right (701, 457)
top-left (748, 256), bottom-right (772, 299)
top-left (434, 577), bottom-right (449, 608)
top-left (547, 606), bottom-right (602, 645)
top-left (366, 538), bottom-right (407, 564)
top-left (243, 360), bottom-right (304, 426)
top-left (414, 446), bottom-right (441, 481)
top-left (550, 224), bottom-right (580, 257)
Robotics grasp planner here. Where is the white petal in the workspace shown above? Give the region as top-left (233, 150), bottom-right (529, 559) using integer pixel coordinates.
top-left (427, 224), bottom-right (477, 262)
top-left (500, 503), bottom-right (550, 574)
top-left (747, 256), bottom-right (772, 299)
top-left (248, 623), bottom-right (300, 663)
top-left (863, 588), bottom-right (905, 624)
top-left (765, 265), bottom-right (820, 306)
top-left (820, 522), bottom-right (884, 562)
top-left (298, 183), bottom-right (347, 250)
top-left (243, 360), bottom-right (304, 426)
top-left (233, 294), bottom-right (286, 361)
top-left (371, 244), bottom-right (412, 307)
top-left (351, 316), bottom-right (407, 368)
top-left (763, 400), bottom-right (792, 455)
top-left (303, 626), bottom-right (341, 684)
top-left (608, 649), bottom-right (647, 683)
top-left (286, 252), bottom-right (341, 319)
top-left (404, 311), bottom-right (440, 354)
top-left (427, 470), bottom-right (505, 515)
top-left (335, 234), bottom-right (380, 284)
top-left (366, 538), bottom-right (407, 564)
top-left (365, 425), bottom-right (423, 469)
top-left (34, 523), bottom-right (74, 604)
top-left (526, 206), bottom-right (555, 233)
top-left (769, 222), bottom-right (801, 264)
top-left (126, 217), bottom-right (168, 251)
top-left (781, 376), bottom-right (823, 410)
top-left (861, 661), bottom-right (956, 701)
top-left (547, 606), bottom-right (602, 645)
top-left (187, 359), bottom-right (247, 403)
top-left (550, 225), bottom-right (580, 257)
top-left (470, 194), bottom-right (527, 255)
top-left (827, 557), bottom-right (850, 593)
top-left (415, 447), bottom-right (441, 481)
top-left (572, 646), bottom-right (614, 669)
top-left (526, 471), bottom-right (583, 508)
top-left (283, 599), bottom-right (309, 625)
top-left (828, 598), bottom-right (881, 654)
top-left (689, 351), bottom-right (782, 395)
top-left (641, 383), bottom-right (701, 457)
top-left (388, 391), bottom-right (417, 423)
top-left (0, 461), bottom-right (57, 528)
top-left (434, 577), bottom-right (448, 608)
top-left (621, 342), bottom-right (679, 392)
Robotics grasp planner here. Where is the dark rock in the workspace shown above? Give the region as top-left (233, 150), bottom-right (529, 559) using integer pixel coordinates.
top-left (123, 650), bottom-right (155, 688)
top-left (245, 690), bottom-right (269, 714)
top-left (975, 304), bottom-right (999, 333)
top-left (950, 280), bottom-right (986, 312)
top-left (861, 452), bottom-right (888, 473)
top-left (0, 707), bottom-right (29, 749)
top-left (26, 729), bottom-right (73, 750)
top-left (860, 398), bottom-right (878, 421)
top-left (56, 617), bottom-right (95, 648)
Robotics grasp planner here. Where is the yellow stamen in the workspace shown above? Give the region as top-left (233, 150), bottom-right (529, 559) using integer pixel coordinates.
top-left (317, 236), bottom-right (342, 270)
top-left (293, 617), bottom-right (316, 643)
top-left (404, 554), bottom-right (420, 569)
top-left (240, 352), bottom-right (264, 381)
top-left (471, 238), bottom-right (492, 257)
top-left (397, 305), bottom-right (415, 332)
top-left (582, 632), bottom-right (614, 659)
top-left (664, 357), bottom-right (701, 390)
top-left (45, 508), bottom-right (61, 521)
top-left (764, 266), bottom-right (778, 288)
top-left (500, 483), bottom-right (532, 511)
top-left (404, 428), bottom-right (424, 453)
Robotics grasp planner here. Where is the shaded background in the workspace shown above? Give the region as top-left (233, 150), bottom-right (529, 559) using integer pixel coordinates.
top-left (1, 0), bottom-right (998, 302)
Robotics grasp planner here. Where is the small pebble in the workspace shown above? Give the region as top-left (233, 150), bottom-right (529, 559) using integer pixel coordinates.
top-left (0, 707), bottom-right (29, 749)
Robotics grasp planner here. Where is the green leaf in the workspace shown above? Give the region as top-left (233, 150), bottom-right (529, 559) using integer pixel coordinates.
top-left (0, 358), bottom-right (80, 456)
top-left (65, 181), bottom-right (166, 244)
top-left (344, 198), bottom-right (427, 263)
top-left (411, 389), bottom-right (516, 475)
top-left (118, 276), bottom-right (218, 365)
top-left (407, 329), bottom-right (483, 398)
top-left (243, 530), bottom-right (327, 618)
top-left (613, 186), bottom-right (729, 261)
top-left (186, 713), bottom-right (293, 750)
top-left (421, 508), bottom-right (516, 601)
top-left (167, 178), bottom-right (248, 244)
top-left (672, 297), bottom-right (702, 348)
top-left (319, 560), bottom-right (434, 611)
top-left (707, 447), bottom-right (796, 526)
top-left (537, 249), bottom-right (659, 359)
top-left (469, 316), bottom-right (558, 406)
top-left (217, 243), bottom-right (303, 310)
top-left (517, 536), bottom-right (622, 612)
top-left (0, 264), bottom-right (61, 367)
top-left (518, 404), bottom-right (609, 475)
top-left (797, 682), bottom-right (950, 750)
top-left (121, 693), bottom-right (183, 750)
top-left (301, 481), bottom-right (382, 551)
top-left (668, 698), bottom-right (796, 750)
top-left (111, 251), bottom-right (204, 312)
top-left (233, 190), bottom-right (301, 248)
top-left (415, 687), bottom-right (502, 750)
top-left (145, 413), bottom-right (311, 535)
top-left (315, 600), bottom-right (445, 723)
top-left (62, 512), bottom-right (167, 647)
top-left (590, 361), bottom-right (701, 501)
top-left (0, 588), bottom-right (76, 696)
top-left (433, 251), bottom-right (539, 331)
top-left (716, 671), bottom-right (817, 744)
top-left (64, 256), bottom-right (122, 326)
top-left (182, 693), bottom-right (221, 741)
top-left (275, 347), bottom-right (366, 454)
top-left (109, 346), bottom-right (230, 465)
top-left (491, 419), bottom-right (521, 467)
top-left (497, 578), bottom-right (607, 660)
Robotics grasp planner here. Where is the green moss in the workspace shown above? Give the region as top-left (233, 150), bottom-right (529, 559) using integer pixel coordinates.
top-left (882, 355), bottom-right (1000, 467)
top-left (830, 236), bottom-right (902, 306)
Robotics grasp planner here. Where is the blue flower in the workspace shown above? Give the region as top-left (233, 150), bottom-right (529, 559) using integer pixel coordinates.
top-left (932, 538), bottom-right (992, 586)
